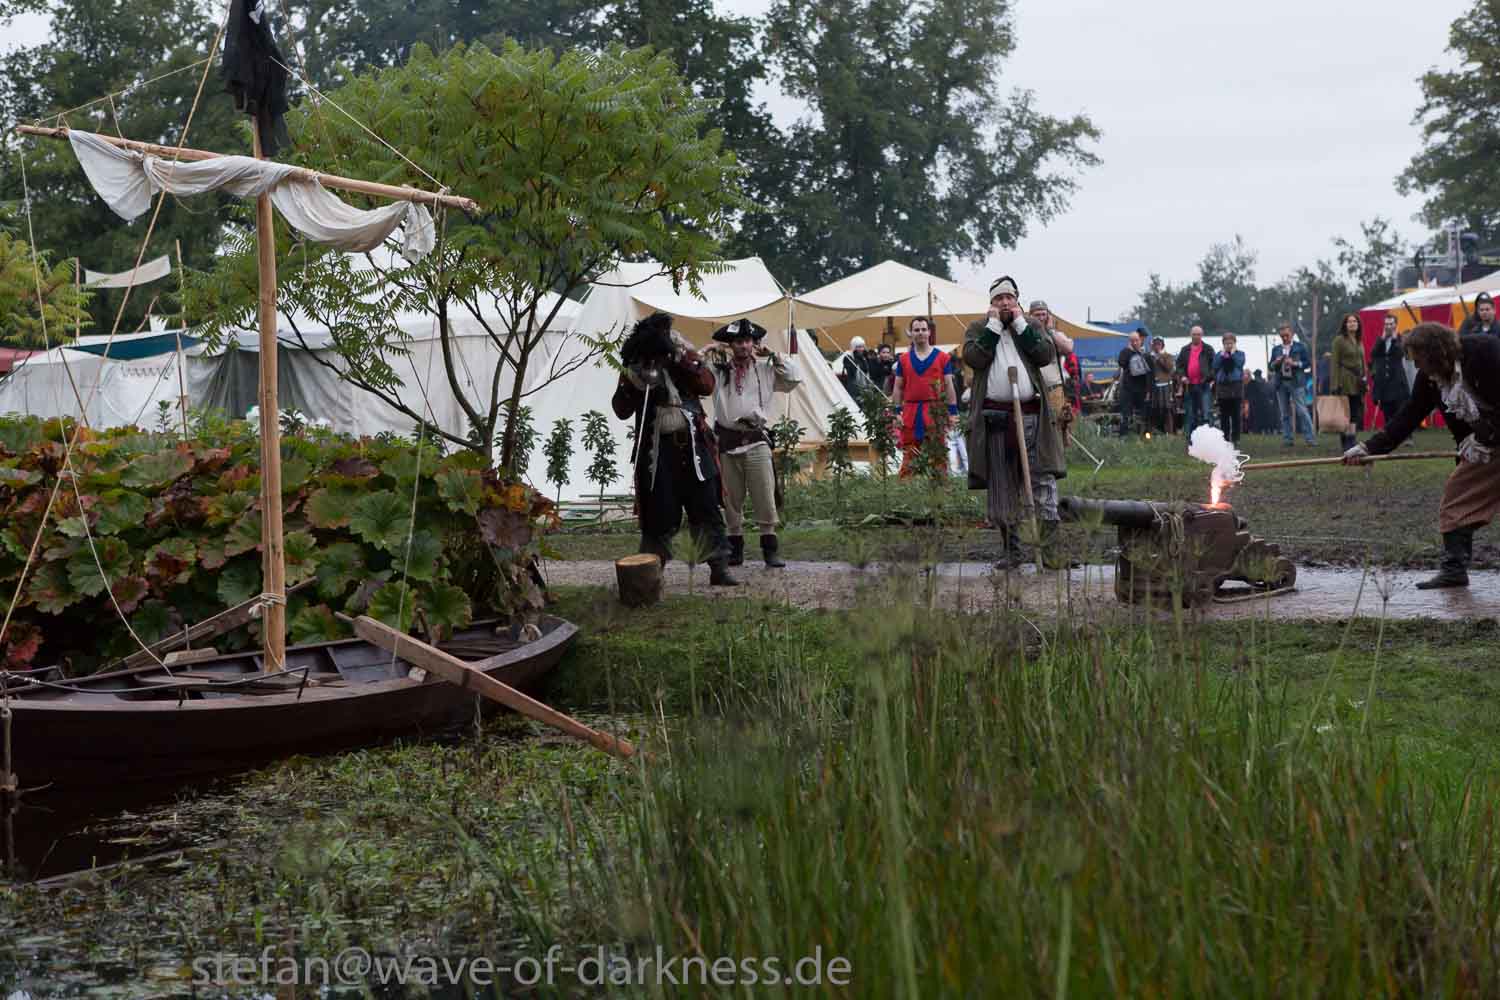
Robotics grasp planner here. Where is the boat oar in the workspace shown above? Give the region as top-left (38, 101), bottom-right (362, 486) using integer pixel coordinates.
top-left (343, 615), bottom-right (641, 761)
top-left (1240, 451), bottom-right (1455, 472)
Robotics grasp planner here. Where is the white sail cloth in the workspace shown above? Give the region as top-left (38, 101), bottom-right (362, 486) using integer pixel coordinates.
top-left (68, 130), bottom-right (435, 262)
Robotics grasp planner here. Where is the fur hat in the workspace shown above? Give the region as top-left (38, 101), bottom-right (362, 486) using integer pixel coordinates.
top-left (621, 312), bottom-right (677, 366)
top-left (989, 275), bottom-right (1019, 298)
top-left (711, 318), bottom-right (767, 343)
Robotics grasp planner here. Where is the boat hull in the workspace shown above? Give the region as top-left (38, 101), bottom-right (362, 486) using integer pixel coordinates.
top-left (3, 617), bottom-right (578, 788)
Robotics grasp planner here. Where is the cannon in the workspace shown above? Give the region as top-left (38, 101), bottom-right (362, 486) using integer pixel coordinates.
top-left (1057, 496), bottom-right (1295, 607)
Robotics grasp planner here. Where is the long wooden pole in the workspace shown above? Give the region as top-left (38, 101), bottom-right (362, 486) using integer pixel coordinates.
top-left (1241, 451), bottom-right (1454, 472)
top-left (348, 615), bottom-right (641, 760)
top-left (173, 239), bottom-right (190, 436)
top-left (252, 122), bottom-right (285, 674)
top-left (14, 125), bottom-right (479, 214)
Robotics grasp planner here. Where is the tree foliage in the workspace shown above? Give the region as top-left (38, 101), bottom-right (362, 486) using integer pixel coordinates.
top-left (1397, 0), bottom-right (1500, 243)
top-left (747, 0), bottom-right (1099, 289)
top-left (185, 41), bottom-right (744, 468)
top-left (0, 230), bottom-right (92, 347)
top-left (0, 0), bottom-right (243, 334)
top-left (1130, 222), bottom-right (1412, 349)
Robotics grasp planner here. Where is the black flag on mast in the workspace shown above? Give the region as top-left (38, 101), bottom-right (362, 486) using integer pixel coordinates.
top-left (221, 0), bottom-right (290, 156)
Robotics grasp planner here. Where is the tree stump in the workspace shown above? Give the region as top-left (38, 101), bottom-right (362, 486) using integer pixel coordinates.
top-left (615, 554), bottom-right (663, 607)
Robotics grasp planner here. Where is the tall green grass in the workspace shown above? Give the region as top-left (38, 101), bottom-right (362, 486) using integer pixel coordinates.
top-left (528, 587), bottom-right (1500, 997)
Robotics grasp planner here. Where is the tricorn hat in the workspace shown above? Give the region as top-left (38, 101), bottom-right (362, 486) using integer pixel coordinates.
top-left (989, 275), bottom-right (1019, 298)
top-left (712, 318), bottom-right (767, 343)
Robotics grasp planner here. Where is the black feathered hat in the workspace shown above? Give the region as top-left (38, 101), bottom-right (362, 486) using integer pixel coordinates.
top-left (621, 312), bottom-right (676, 366)
top-left (711, 318), bottom-right (767, 343)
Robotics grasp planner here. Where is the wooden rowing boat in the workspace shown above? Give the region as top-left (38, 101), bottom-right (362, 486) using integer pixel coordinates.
top-left (1, 616), bottom-right (576, 788)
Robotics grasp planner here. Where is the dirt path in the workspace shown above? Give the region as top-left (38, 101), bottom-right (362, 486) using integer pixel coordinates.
top-left (540, 559), bottom-right (1500, 622)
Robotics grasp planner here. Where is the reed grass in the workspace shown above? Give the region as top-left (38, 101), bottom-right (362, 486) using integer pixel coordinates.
top-left (530, 582), bottom-right (1500, 997)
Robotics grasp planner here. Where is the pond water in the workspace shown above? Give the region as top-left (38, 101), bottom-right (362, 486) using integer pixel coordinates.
top-left (0, 712), bottom-right (633, 999)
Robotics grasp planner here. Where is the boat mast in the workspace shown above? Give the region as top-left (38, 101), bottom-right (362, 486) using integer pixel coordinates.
top-left (250, 111), bottom-right (286, 673)
top-left (12, 125), bottom-right (475, 675)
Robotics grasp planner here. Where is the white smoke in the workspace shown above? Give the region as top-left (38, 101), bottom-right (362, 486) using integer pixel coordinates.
top-left (1188, 425), bottom-right (1248, 496)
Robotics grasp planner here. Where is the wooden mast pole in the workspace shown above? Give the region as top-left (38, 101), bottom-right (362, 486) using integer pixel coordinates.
top-left (251, 118), bottom-right (285, 674)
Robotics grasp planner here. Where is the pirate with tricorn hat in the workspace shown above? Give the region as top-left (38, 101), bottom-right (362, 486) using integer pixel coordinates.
top-left (704, 318), bottom-right (803, 568)
top-left (611, 312), bottom-right (740, 586)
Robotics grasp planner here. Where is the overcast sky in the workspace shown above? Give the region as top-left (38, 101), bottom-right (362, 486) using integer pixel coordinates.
top-left (5, 1), bottom-right (1469, 324)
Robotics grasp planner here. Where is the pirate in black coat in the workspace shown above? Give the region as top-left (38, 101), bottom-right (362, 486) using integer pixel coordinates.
top-left (1346, 323), bottom-right (1500, 588)
top-left (611, 313), bottom-right (739, 586)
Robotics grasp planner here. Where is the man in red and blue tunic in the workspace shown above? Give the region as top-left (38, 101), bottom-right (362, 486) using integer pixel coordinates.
top-left (892, 315), bottom-right (958, 478)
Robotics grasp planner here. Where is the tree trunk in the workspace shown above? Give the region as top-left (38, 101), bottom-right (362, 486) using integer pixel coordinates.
top-left (498, 328), bottom-right (534, 473)
top-left (615, 554), bottom-right (663, 607)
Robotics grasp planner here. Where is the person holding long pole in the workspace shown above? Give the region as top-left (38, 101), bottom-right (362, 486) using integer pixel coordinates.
top-left (1343, 322), bottom-right (1500, 589)
top-left (961, 276), bottom-right (1067, 569)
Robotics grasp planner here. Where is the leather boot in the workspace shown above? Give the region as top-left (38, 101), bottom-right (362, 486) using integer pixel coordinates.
top-left (993, 526), bottom-right (1027, 569)
top-left (727, 535), bottom-right (745, 567)
top-left (709, 559), bottom-right (741, 586)
top-left (1416, 528), bottom-right (1473, 589)
top-left (761, 534), bottom-right (786, 568)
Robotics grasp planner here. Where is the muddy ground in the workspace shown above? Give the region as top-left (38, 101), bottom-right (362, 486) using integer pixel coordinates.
top-left (540, 559), bottom-right (1500, 621)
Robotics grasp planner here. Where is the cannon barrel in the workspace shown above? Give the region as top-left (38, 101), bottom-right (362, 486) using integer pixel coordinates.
top-left (1057, 496), bottom-right (1169, 528)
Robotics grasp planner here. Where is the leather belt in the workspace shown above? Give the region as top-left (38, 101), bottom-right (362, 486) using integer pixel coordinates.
top-left (982, 397), bottom-right (1041, 414)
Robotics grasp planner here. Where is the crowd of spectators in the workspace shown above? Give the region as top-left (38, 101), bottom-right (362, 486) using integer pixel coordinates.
top-left (1108, 316), bottom-right (1426, 448)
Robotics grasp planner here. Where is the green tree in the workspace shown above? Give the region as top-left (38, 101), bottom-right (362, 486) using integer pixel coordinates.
top-left (1397, 0), bottom-right (1500, 244)
top-left (1333, 217), bottom-right (1407, 306)
top-left (748, 0), bottom-right (1099, 289)
top-left (0, 0), bottom-right (244, 335)
top-left (826, 405), bottom-right (858, 512)
top-left (580, 410), bottom-right (619, 519)
top-left (0, 231), bottom-right (92, 347)
top-left (186, 42), bottom-right (744, 468)
top-left (287, 0), bottom-right (602, 85)
top-left (543, 418), bottom-right (574, 504)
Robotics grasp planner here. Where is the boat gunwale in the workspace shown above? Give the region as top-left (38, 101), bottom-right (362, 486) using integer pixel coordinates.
top-left (3, 616), bottom-right (578, 713)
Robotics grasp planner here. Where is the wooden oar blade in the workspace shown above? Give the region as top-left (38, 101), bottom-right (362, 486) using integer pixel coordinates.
top-left (348, 616), bottom-right (640, 760)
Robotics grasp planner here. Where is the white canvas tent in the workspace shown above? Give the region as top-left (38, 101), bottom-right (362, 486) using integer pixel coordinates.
top-left (570, 257), bottom-right (895, 442)
top-left (185, 291), bottom-right (578, 430)
top-left (798, 260), bottom-right (989, 350)
top-left (0, 329), bottom-right (194, 428)
top-left (800, 260), bottom-right (1143, 351)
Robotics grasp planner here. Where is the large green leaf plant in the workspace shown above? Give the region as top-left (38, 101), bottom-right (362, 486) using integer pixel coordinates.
top-left (0, 415), bottom-right (558, 673)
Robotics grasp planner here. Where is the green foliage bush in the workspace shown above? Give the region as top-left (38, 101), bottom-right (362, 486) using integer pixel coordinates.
top-left (0, 415), bottom-right (558, 673)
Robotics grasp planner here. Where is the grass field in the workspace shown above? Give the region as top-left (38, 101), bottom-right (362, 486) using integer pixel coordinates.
top-left (9, 582), bottom-right (1498, 997)
top-left (550, 428), bottom-right (1486, 569)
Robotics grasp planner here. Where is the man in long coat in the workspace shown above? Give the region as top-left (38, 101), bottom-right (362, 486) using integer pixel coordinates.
top-left (963, 275), bottom-right (1067, 567)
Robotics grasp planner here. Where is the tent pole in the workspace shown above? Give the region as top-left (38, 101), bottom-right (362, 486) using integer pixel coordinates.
top-left (173, 240), bottom-right (190, 436)
top-left (252, 120), bottom-right (286, 675)
top-left (62, 259), bottom-right (90, 427)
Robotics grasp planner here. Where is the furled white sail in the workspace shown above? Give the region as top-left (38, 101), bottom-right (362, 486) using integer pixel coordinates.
top-left (67, 130), bottom-right (435, 262)
top-left (84, 255), bottom-right (172, 288)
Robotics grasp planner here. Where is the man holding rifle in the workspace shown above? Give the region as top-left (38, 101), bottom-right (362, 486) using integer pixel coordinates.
top-left (1343, 322), bottom-right (1500, 589)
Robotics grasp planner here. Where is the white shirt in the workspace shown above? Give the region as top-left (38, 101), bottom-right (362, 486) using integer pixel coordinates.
top-left (984, 317), bottom-right (1037, 402)
top-left (710, 353), bottom-right (802, 453)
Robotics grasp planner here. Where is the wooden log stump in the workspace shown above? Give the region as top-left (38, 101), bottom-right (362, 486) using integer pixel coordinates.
top-left (616, 554), bottom-right (663, 608)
